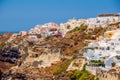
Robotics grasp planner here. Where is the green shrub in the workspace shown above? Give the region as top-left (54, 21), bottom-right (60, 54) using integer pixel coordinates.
top-left (116, 56), bottom-right (120, 60)
top-left (53, 59), bottom-right (72, 75)
top-left (37, 34), bottom-right (42, 38)
top-left (70, 70), bottom-right (95, 80)
top-left (74, 50), bottom-right (78, 53)
top-left (67, 25), bottom-right (71, 29)
top-left (91, 60), bottom-right (105, 67)
top-left (72, 25), bottom-right (87, 32)
top-left (111, 62), bottom-right (116, 67)
top-left (80, 25), bottom-right (87, 32)
top-left (82, 63), bottom-right (87, 71)
top-left (72, 27), bottom-right (80, 32)
top-left (0, 42), bottom-right (6, 48)
top-left (96, 77), bottom-right (99, 80)
top-left (85, 35), bottom-right (93, 39)
top-left (68, 63), bottom-right (94, 80)
top-left (84, 43), bottom-right (88, 47)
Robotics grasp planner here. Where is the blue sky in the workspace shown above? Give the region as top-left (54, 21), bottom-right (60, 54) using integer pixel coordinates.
top-left (0, 0), bottom-right (120, 32)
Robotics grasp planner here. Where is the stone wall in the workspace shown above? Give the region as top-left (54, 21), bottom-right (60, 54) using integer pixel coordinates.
top-left (96, 68), bottom-right (120, 80)
top-left (86, 66), bottom-right (97, 75)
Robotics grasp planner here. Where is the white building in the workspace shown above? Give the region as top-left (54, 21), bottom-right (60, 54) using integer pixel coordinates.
top-left (84, 29), bottom-right (120, 69)
top-left (19, 31), bottom-right (28, 37)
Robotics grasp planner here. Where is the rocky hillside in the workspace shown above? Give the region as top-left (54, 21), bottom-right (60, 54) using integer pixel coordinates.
top-left (0, 22), bottom-right (120, 80)
top-left (0, 25), bottom-right (106, 80)
top-left (0, 32), bottom-right (13, 44)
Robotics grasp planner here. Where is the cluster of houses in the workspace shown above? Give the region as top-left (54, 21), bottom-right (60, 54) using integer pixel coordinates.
top-left (9, 22), bottom-right (62, 41)
top-left (9, 14), bottom-right (120, 41)
top-left (28, 22), bottom-right (66, 39)
top-left (84, 29), bottom-right (120, 71)
top-left (86, 16), bottom-right (120, 28)
top-left (29, 22), bottom-right (59, 35)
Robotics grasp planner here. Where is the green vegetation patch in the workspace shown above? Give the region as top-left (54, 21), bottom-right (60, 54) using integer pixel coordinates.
top-left (111, 62), bottom-right (116, 67)
top-left (91, 60), bottom-right (105, 67)
top-left (85, 35), bottom-right (93, 39)
top-left (72, 25), bottom-right (87, 32)
top-left (67, 25), bottom-right (71, 29)
top-left (116, 56), bottom-right (120, 60)
top-left (0, 42), bottom-right (6, 48)
top-left (53, 59), bottom-right (73, 75)
top-left (37, 34), bottom-right (42, 38)
top-left (67, 63), bottom-right (94, 80)
top-left (96, 77), bottom-right (99, 80)
top-left (68, 70), bottom-right (95, 80)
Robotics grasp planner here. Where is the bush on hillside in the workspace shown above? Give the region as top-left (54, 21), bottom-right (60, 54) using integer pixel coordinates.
top-left (72, 25), bottom-right (87, 32)
top-left (37, 34), bottom-right (42, 38)
top-left (85, 35), bottom-right (93, 39)
top-left (111, 62), bottom-right (116, 67)
top-left (91, 60), bottom-right (105, 67)
top-left (0, 42), bottom-right (6, 48)
top-left (67, 25), bottom-right (71, 29)
top-left (69, 70), bottom-right (95, 80)
top-left (53, 59), bottom-right (72, 75)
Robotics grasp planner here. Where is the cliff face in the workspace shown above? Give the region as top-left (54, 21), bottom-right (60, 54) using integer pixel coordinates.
top-left (0, 35), bottom-right (64, 79)
top-left (21, 45), bottom-right (61, 68)
top-left (0, 33), bottom-right (18, 76)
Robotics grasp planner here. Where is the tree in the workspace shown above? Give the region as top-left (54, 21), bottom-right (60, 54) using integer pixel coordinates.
top-left (67, 25), bottom-right (71, 29)
top-left (111, 62), bottom-right (116, 67)
top-left (80, 25), bottom-right (87, 32)
top-left (107, 46), bottom-right (110, 50)
top-left (0, 42), bottom-right (6, 48)
top-left (96, 77), bottom-right (99, 80)
top-left (37, 34), bottom-right (42, 38)
top-left (85, 35), bottom-right (92, 39)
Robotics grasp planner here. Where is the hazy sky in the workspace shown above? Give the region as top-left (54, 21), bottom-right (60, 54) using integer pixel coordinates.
top-left (0, 0), bottom-right (120, 32)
